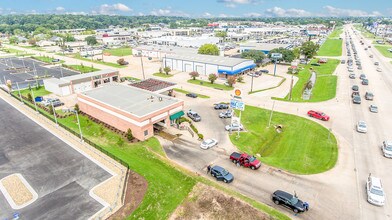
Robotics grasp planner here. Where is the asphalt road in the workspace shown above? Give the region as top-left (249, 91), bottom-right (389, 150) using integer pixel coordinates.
top-left (163, 25), bottom-right (392, 220)
top-left (0, 98), bottom-right (111, 220)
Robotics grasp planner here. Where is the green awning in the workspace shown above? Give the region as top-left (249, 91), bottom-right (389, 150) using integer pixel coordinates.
top-left (170, 111), bottom-right (184, 120)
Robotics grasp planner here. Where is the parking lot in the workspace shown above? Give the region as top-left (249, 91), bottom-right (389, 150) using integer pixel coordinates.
top-left (0, 57), bottom-right (78, 89)
top-left (0, 98), bottom-right (112, 220)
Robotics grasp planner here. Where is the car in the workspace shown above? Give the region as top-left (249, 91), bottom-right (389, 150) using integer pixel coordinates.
top-left (51, 100), bottom-right (64, 107)
top-left (214, 103), bottom-right (229, 110)
top-left (365, 92), bottom-right (374, 100)
top-left (369, 55), bottom-right (374, 58)
top-left (369, 104), bottom-right (378, 113)
top-left (356, 120), bottom-right (367, 133)
top-left (353, 96), bottom-right (361, 104)
top-left (52, 58), bottom-right (60, 62)
top-left (341, 60), bottom-right (346, 64)
top-left (307, 110), bottom-right (330, 121)
top-left (366, 175), bottom-right (385, 206)
top-left (186, 93), bottom-right (197, 98)
top-left (362, 79), bottom-right (369, 85)
top-left (271, 190), bottom-right (309, 213)
top-left (357, 65), bottom-right (362, 70)
top-left (311, 63), bottom-right (320, 66)
top-left (359, 74), bottom-right (367, 80)
top-left (352, 85), bottom-right (359, 91)
top-left (365, 48), bottom-right (368, 50)
top-left (200, 138), bottom-right (218, 150)
top-left (376, 68), bottom-right (382, 72)
top-left (352, 91), bottom-right (360, 98)
top-left (348, 67), bottom-right (354, 72)
top-left (349, 73), bottom-right (356, 79)
top-left (368, 46), bottom-right (371, 48)
top-left (225, 123), bottom-right (243, 131)
top-left (260, 69), bottom-right (269, 73)
top-left (247, 73), bottom-right (259, 77)
top-left (374, 62), bottom-right (379, 66)
top-left (187, 110), bottom-right (201, 122)
top-left (381, 141), bottom-right (392, 158)
top-left (210, 165), bottom-right (234, 183)
top-left (219, 109), bottom-right (233, 118)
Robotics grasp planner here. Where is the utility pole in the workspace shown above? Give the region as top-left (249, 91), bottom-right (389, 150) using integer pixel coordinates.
top-left (16, 82), bottom-right (23, 104)
top-left (250, 73), bottom-right (254, 93)
top-left (51, 101), bottom-right (58, 126)
top-left (140, 56), bottom-right (146, 80)
top-left (273, 58), bottom-right (277, 76)
top-left (31, 89), bottom-right (39, 113)
top-left (289, 74), bottom-right (294, 100)
top-left (75, 110), bottom-right (83, 142)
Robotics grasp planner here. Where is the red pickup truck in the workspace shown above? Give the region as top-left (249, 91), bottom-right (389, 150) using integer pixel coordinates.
top-left (230, 152), bottom-right (261, 170)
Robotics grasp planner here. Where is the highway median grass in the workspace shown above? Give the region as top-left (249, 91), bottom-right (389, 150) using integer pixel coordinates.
top-left (103, 46), bottom-right (132, 56)
top-left (328, 28), bottom-right (343, 39)
top-left (230, 105), bottom-right (338, 174)
top-left (32, 56), bottom-right (65, 64)
top-left (188, 79), bottom-right (233, 91)
top-left (317, 39), bottom-right (342, 56)
top-left (374, 45), bottom-right (392, 58)
top-left (273, 58), bottom-right (339, 102)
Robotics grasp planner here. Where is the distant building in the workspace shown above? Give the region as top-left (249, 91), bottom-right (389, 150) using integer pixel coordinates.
top-left (163, 53), bottom-right (255, 77)
top-left (43, 69), bottom-right (119, 96)
top-left (240, 42), bottom-right (291, 54)
top-left (132, 45), bottom-right (197, 59)
top-left (77, 84), bottom-right (184, 140)
top-left (147, 36), bottom-right (221, 48)
top-left (52, 28), bottom-right (86, 35)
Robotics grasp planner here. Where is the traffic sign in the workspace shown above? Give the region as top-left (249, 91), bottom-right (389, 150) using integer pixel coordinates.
top-left (271, 53), bottom-right (282, 59)
top-left (230, 99), bottom-right (245, 111)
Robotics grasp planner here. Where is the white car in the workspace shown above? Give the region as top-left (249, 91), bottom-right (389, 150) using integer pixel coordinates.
top-left (219, 110), bottom-right (233, 118)
top-left (356, 121), bottom-right (367, 133)
top-left (366, 175), bottom-right (385, 206)
top-left (200, 138), bottom-right (218, 150)
top-left (381, 141), bottom-right (392, 158)
top-left (225, 123), bottom-right (244, 131)
top-left (376, 68), bottom-right (382, 72)
top-left (348, 67), bottom-right (354, 72)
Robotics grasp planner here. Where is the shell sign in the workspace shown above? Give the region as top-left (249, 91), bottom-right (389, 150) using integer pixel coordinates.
top-left (234, 89), bottom-right (242, 97)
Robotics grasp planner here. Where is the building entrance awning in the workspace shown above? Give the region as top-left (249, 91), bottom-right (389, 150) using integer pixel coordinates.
top-left (170, 111), bottom-right (184, 120)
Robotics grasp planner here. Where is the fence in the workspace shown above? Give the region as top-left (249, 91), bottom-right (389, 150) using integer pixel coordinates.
top-left (2, 87), bottom-right (130, 219)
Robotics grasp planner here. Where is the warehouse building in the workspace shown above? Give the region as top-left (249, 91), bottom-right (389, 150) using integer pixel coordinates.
top-left (239, 42), bottom-right (291, 54)
top-left (43, 69), bottom-right (119, 96)
top-left (163, 53), bottom-right (255, 76)
top-left (132, 45), bottom-right (197, 59)
top-left (77, 84), bottom-right (184, 141)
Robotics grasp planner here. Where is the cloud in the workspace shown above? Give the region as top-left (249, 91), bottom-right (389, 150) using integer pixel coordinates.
top-left (218, 0), bottom-right (255, 4)
top-left (203, 12), bottom-right (212, 17)
top-left (323, 6), bottom-right (382, 17)
top-left (219, 13), bottom-right (228, 18)
top-left (150, 7), bottom-right (189, 17)
top-left (97, 3), bottom-right (132, 14)
top-left (244, 12), bottom-right (261, 17)
top-left (55, 7), bottom-right (65, 12)
top-left (265, 7), bottom-right (311, 17)
top-left (225, 3), bottom-right (236, 8)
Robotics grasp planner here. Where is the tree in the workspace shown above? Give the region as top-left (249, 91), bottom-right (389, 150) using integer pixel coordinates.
top-left (28, 38), bottom-right (37, 46)
top-left (63, 33), bottom-right (75, 42)
top-left (116, 136), bottom-right (124, 147)
top-left (208, 73), bottom-right (218, 84)
top-left (292, 47), bottom-right (301, 59)
top-left (48, 104), bottom-right (54, 115)
top-left (85, 36), bottom-right (97, 45)
top-left (241, 50), bottom-right (266, 64)
top-left (189, 71), bottom-right (199, 80)
top-left (9, 36), bottom-right (18, 44)
top-left (198, 44), bottom-right (219, 56)
top-left (117, 58), bottom-right (128, 65)
top-left (237, 76), bottom-right (244, 83)
top-left (74, 104), bottom-right (80, 113)
top-left (126, 128), bottom-right (133, 141)
top-left (27, 93), bottom-right (33, 102)
top-left (227, 76), bottom-right (236, 87)
top-left (169, 22), bottom-right (178, 29)
top-left (300, 41), bottom-right (319, 60)
top-left (215, 31), bottom-right (227, 38)
top-left (159, 67), bottom-right (163, 74)
top-left (163, 67), bottom-right (171, 75)
top-left (268, 48), bottom-right (295, 63)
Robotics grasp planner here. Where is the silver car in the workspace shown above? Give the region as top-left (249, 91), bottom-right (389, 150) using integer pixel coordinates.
top-left (200, 138), bottom-right (218, 150)
top-left (369, 105), bottom-right (378, 113)
top-left (366, 175), bottom-right (385, 206)
top-left (225, 123), bottom-right (243, 131)
top-left (382, 141), bottom-right (392, 158)
top-left (356, 121), bottom-right (367, 133)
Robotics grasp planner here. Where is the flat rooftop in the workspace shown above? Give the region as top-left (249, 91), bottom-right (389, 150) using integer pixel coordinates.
top-left (240, 43), bottom-right (291, 51)
top-left (134, 45), bottom-right (198, 54)
top-left (81, 84), bottom-right (181, 117)
top-left (165, 53), bottom-right (253, 67)
top-left (129, 78), bottom-right (176, 92)
top-left (62, 69), bottom-right (118, 82)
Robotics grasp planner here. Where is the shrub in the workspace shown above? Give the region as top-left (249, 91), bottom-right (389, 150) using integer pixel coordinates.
top-left (74, 104), bottom-right (80, 113)
top-left (163, 67), bottom-right (171, 75)
top-left (208, 73), bottom-right (218, 84)
top-left (27, 93), bottom-right (33, 102)
top-left (116, 136), bottom-right (124, 147)
top-left (126, 128), bottom-right (133, 141)
top-left (198, 133), bottom-right (204, 140)
top-left (227, 76), bottom-right (236, 87)
top-left (159, 67), bottom-right (163, 74)
top-left (237, 76), bottom-right (244, 83)
top-left (190, 124), bottom-right (198, 134)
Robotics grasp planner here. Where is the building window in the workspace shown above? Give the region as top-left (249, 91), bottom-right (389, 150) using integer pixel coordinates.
top-left (144, 130), bottom-right (148, 136)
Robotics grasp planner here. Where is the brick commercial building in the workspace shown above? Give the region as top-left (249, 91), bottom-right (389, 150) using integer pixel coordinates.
top-left (77, 84), bottom-right (184, 141)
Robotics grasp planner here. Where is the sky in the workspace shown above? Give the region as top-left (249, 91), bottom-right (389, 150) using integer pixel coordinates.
top-left (0, 0), bottom-right (390, 18)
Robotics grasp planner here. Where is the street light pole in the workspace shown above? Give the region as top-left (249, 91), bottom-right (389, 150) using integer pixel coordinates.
top-left (51, 101), bottom-right (58, 126)
top-left (250, 74), bottom-right (254, 93)
top-left (289, 74), bottom-right (294, 100)
top-left (273, 58), bottom-right (277, 76)
top-left (16, 82), bottom-right (23, 104)
top-left (31, 89), bottom-right (39, 113)
top-left (268, 101), bottom-right (275, 128)
top-left (75, 110), bottom-right (83, 142)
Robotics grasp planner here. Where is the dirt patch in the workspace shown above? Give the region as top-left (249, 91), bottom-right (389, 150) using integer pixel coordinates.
top-left (107, 170), bottom-right (148, 220)
top-left (1, 174), bottom-right (33, 206)
top-left (170, 183), bottom-right (269, 220)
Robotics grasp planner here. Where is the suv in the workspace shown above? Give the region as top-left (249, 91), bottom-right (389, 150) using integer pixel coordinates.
top-left (225, 123), bottom-right (243, 131)
top-left (271, 190), bottom-right (309, 213)
top-left (353, 96), bottom-right (361, 104)
top-left (187, 110), bottom-right (201, 122)
top-left (359, 74), bottom-right (366, 80)
top-left (366, 175), bottom-right (385, 206)
top-left (214, 103), bottom-right (229, 110)
top-left (219, 109), bottom-right (233, 118)
top-left (362, 79), bottom-right (369, 85)
top-left (374, 62), bottom-right (379, 66)
top-left (210, 166), bottom-right (234, 183)
top-left (365, 92), bottom-right (374, 100)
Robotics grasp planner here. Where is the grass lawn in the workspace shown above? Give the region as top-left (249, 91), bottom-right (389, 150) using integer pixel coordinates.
top-left (230, 105), bottom-right (338, 174)
top-left (188, 79), bottom-right (233, 91)
top-left (0, 47), bottom-right (24, 55)
top-left (72, 54), bottom-right (126, 68)
top-left (32, 56), bottom-right (65, 64)
top-left (174, 88), bottom-right (210, 98)
top-left (328, 28), bottom-right (343, 39)
top-left (317, 39), bottom-right (342, 56)
top-left (374, 45), bottom-right (392, 58)
top-left (66, 65), bottom-right (100, 73)
top-left (249, 76), bottom-right (286, 94)
top-left (15, 86), bottom-right (51, 98)
top-left (103, 46), bottom-right (132, 56)
top-left (153, 72), bottom-right (173, 78)
top-left (21, 45), bottom-right (45, 51)
top-left (274, 58), bottom-right (339, 102)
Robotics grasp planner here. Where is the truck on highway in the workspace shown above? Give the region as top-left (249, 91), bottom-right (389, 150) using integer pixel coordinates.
top-left (229, 152), bottom-right (261, 170)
